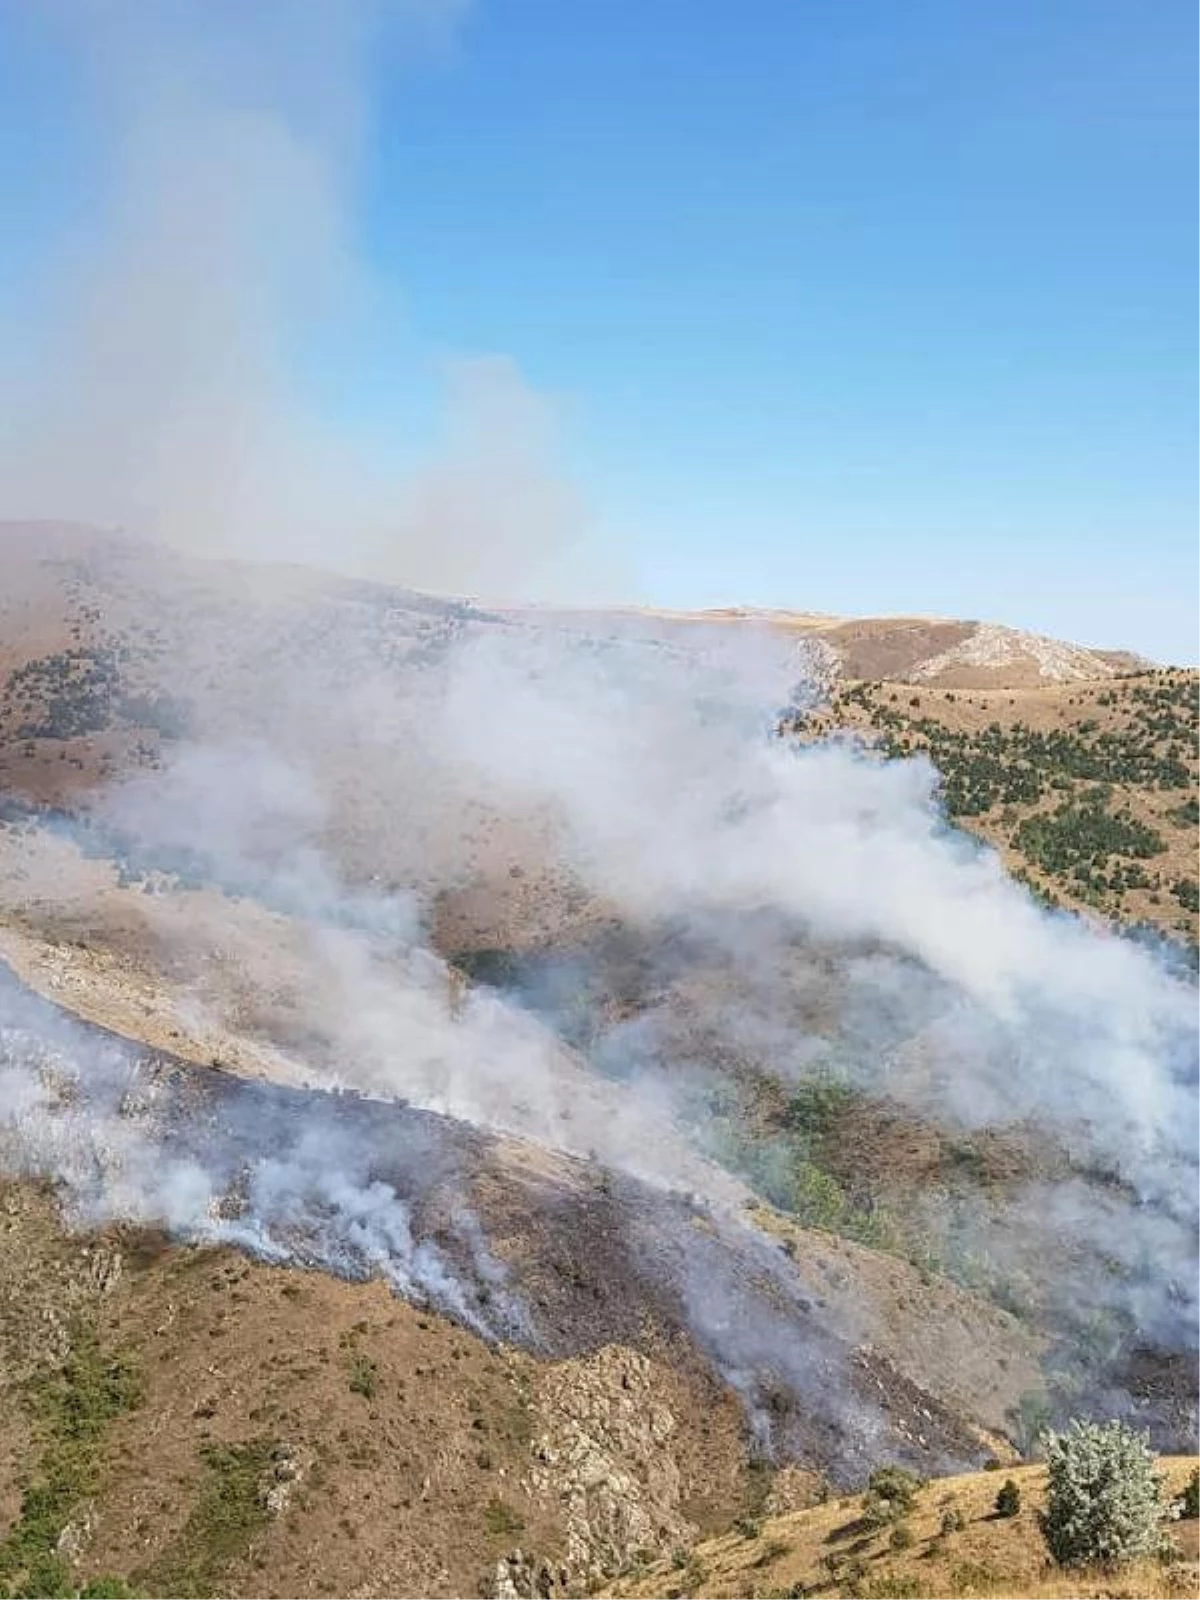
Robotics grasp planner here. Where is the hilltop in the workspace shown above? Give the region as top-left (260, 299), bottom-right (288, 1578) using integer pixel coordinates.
top-left (505, 604), bottom-right (1148, 688)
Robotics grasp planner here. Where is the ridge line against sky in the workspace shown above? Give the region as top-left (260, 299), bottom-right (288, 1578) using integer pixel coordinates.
top-left (0, 0), bottom-right (1195, 662)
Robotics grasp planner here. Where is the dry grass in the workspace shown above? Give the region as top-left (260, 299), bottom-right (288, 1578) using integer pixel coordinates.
top-left (0, 1169), bottom-right (755, 1599)
top-left (613, 1459), bottom-right (1200, 1599)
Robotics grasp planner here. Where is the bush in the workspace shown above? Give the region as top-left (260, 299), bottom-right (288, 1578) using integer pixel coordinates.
top-left (862, 1466), bottom-right (920, 1528)
top-left (484, 1496), bottom-right (524, 1538)
top-left (888, 1522), bottom-right (914, 1550)
top-left (1177, 1467), bottom-right (1199, 1520)
top-left (346, 1353), bottom-right (377, 1399)
top-left (1039, 1419), bottom-right (1169, 1567)
top-left (994, 1478), bottom-right (1021, 1518)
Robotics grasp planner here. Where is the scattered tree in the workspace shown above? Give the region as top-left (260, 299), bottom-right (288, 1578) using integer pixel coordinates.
top-left (1177, 1467), bottom-right (1199, 1521)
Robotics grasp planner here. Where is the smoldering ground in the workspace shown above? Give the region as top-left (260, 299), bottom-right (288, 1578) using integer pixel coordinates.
top-left (0, 958), bottom-right (1012, 1484)
top-left (0, 597), bottom-right (1195, 1460)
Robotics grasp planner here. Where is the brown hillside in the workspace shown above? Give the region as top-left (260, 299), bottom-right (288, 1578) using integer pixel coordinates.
top-left (795, 673), bottom-right (1199, 945)
top-left (611, 1457), bottom-right (1200, 1600)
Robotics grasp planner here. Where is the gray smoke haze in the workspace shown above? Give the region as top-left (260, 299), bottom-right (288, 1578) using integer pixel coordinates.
top-left (428, 628), bottom-right (1198, 1373)
top-left (0, 0), bottom-right (1195, 1470)
top-left (0, 972), bottom-right (527, 1343)
top-left (0, 0), bottom-right (594, 599)
top-left (0, 594), bottom-right (1196, 1461)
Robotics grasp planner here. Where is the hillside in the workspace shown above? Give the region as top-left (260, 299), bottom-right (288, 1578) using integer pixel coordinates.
top-left (611, 1457), bottom-right (1199, 1600)
top-left (792, 672), bottom-right (1199, 950)
top-left (492, 607), bottom-right (1147, 688)
top-left (0, 1177), bottom-right (751, 1599)
top-left (0, 521), bottom-right (1196, 1599)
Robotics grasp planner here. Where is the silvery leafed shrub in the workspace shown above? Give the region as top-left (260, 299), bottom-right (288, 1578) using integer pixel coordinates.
top-left (1039, 1419), bottom-right (1172, 1566)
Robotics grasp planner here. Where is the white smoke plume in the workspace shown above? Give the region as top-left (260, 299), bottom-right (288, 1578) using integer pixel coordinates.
top-left (0, 0), bottom-right (592, 598)
top-left (0, 583), bottom-right (1195, 1460)
top-left (409, 626), bottom-right (1197, 1353)
top-left (0, 968), bottom-right (528, 1341)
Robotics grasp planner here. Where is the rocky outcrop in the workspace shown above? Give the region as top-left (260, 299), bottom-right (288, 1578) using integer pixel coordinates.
top-left (525, 1346), bottom-right (695, 1585)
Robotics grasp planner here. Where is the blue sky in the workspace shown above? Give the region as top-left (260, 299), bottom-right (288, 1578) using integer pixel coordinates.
top-left (1, 0), bottom-right (1196, 660)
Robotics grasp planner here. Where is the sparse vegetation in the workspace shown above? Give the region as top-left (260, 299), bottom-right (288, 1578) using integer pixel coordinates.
top-left (138, 1440), bottom-right (274, 1598)
top-left (1177, 1468), bottom-right (1199, 1520)
top-left (794, 672), bottom-right (1199, 944)
top-left (0, 1326), bottom-right (142, 1600)
top-left (346, 1352), bottom-right (378, 1399)
top-left (483, 1496), bottom-right (525, 1540)
top-left (862, 1467), bottom-right (921, 1529)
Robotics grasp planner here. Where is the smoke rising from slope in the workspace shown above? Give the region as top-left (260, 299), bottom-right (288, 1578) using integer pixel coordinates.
top-left (0, 0), bottom-right (589, 597)
top-left (0, 965), bottom-right (528, 1341)
top-left (441, 629), bottom-right (1198, 1363)
top-left (0, 588), bottom-right (1195, 1456)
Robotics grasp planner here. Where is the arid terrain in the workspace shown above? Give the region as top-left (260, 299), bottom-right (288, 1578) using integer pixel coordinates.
top-left (795, 672), bottom-right (1198, 947)
top-left (612, 1457), bottom-right (1200, 1600)
top-left (0, 521), bottom-right (1196, 1599)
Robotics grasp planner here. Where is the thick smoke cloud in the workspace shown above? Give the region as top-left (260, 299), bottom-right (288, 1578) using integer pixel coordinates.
top-left (0, 963), bottom-right (528, 1342)
top-left (0, 584), bottom-right (1195, 1458)
top-left (0, 0), bottom-right (591, 598)
top-left (422, 628), bottom-right (1196, 1331)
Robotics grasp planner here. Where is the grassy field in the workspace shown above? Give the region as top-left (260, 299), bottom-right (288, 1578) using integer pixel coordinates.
top-left (612, 1458), bottom-right (1200, 1600)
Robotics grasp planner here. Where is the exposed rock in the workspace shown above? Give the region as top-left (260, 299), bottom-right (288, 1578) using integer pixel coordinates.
top-left (486, 1550), bottom-right (571, 1599)
top-left (258, 1440), bottom-right (308, 1517)
top-left (55, 1509), bottom-right (96, 1563)
top-left (765, 1464), bottom-right (828, 1517)
top-left (528, 1346), bottom-right (694, 1583)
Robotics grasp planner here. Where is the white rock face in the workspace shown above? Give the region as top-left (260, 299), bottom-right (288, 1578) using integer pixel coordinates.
top-left (526, 1346), bottom-right (692, 1584)
top-left (910, 623), bottom-right (1132, 683)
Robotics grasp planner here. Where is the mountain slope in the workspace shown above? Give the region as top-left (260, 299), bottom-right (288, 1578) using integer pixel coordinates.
top-left (612, 1458), bottom-right (1199, 1600)
top-left (792, 672), bottom-right (1198, 947)
top-left (0, 520), bottom-right (1196, 1599)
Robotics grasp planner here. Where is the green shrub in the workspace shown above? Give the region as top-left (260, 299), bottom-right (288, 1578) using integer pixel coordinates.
top-left (888, 1522), bottom-right (914, 1550)
top-left (346, 1353), bottom-right (377, 1399)
top-left (1039, 1419), bottom-right (1169, 1567)
top-left (1177, 1467), bottom-right (1199, 1520)
top-left (860, 1579), bottom-right (923, 1599)
top-left (862, 1466), bottom-right (920, 1528)
top-left (10, 1561), bottom-right (74, 1600)
top-left (949, 1560), bottom-right (999, 1592)
top-left (0, 1331), bottom-right (142, 1596)
top-left (137, 1440), bottom-right (272, 1598)
top-left (483, 1497), bottom-right (524, 1539)
top-left (994, 1478), bottom-right (1021, 1518)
